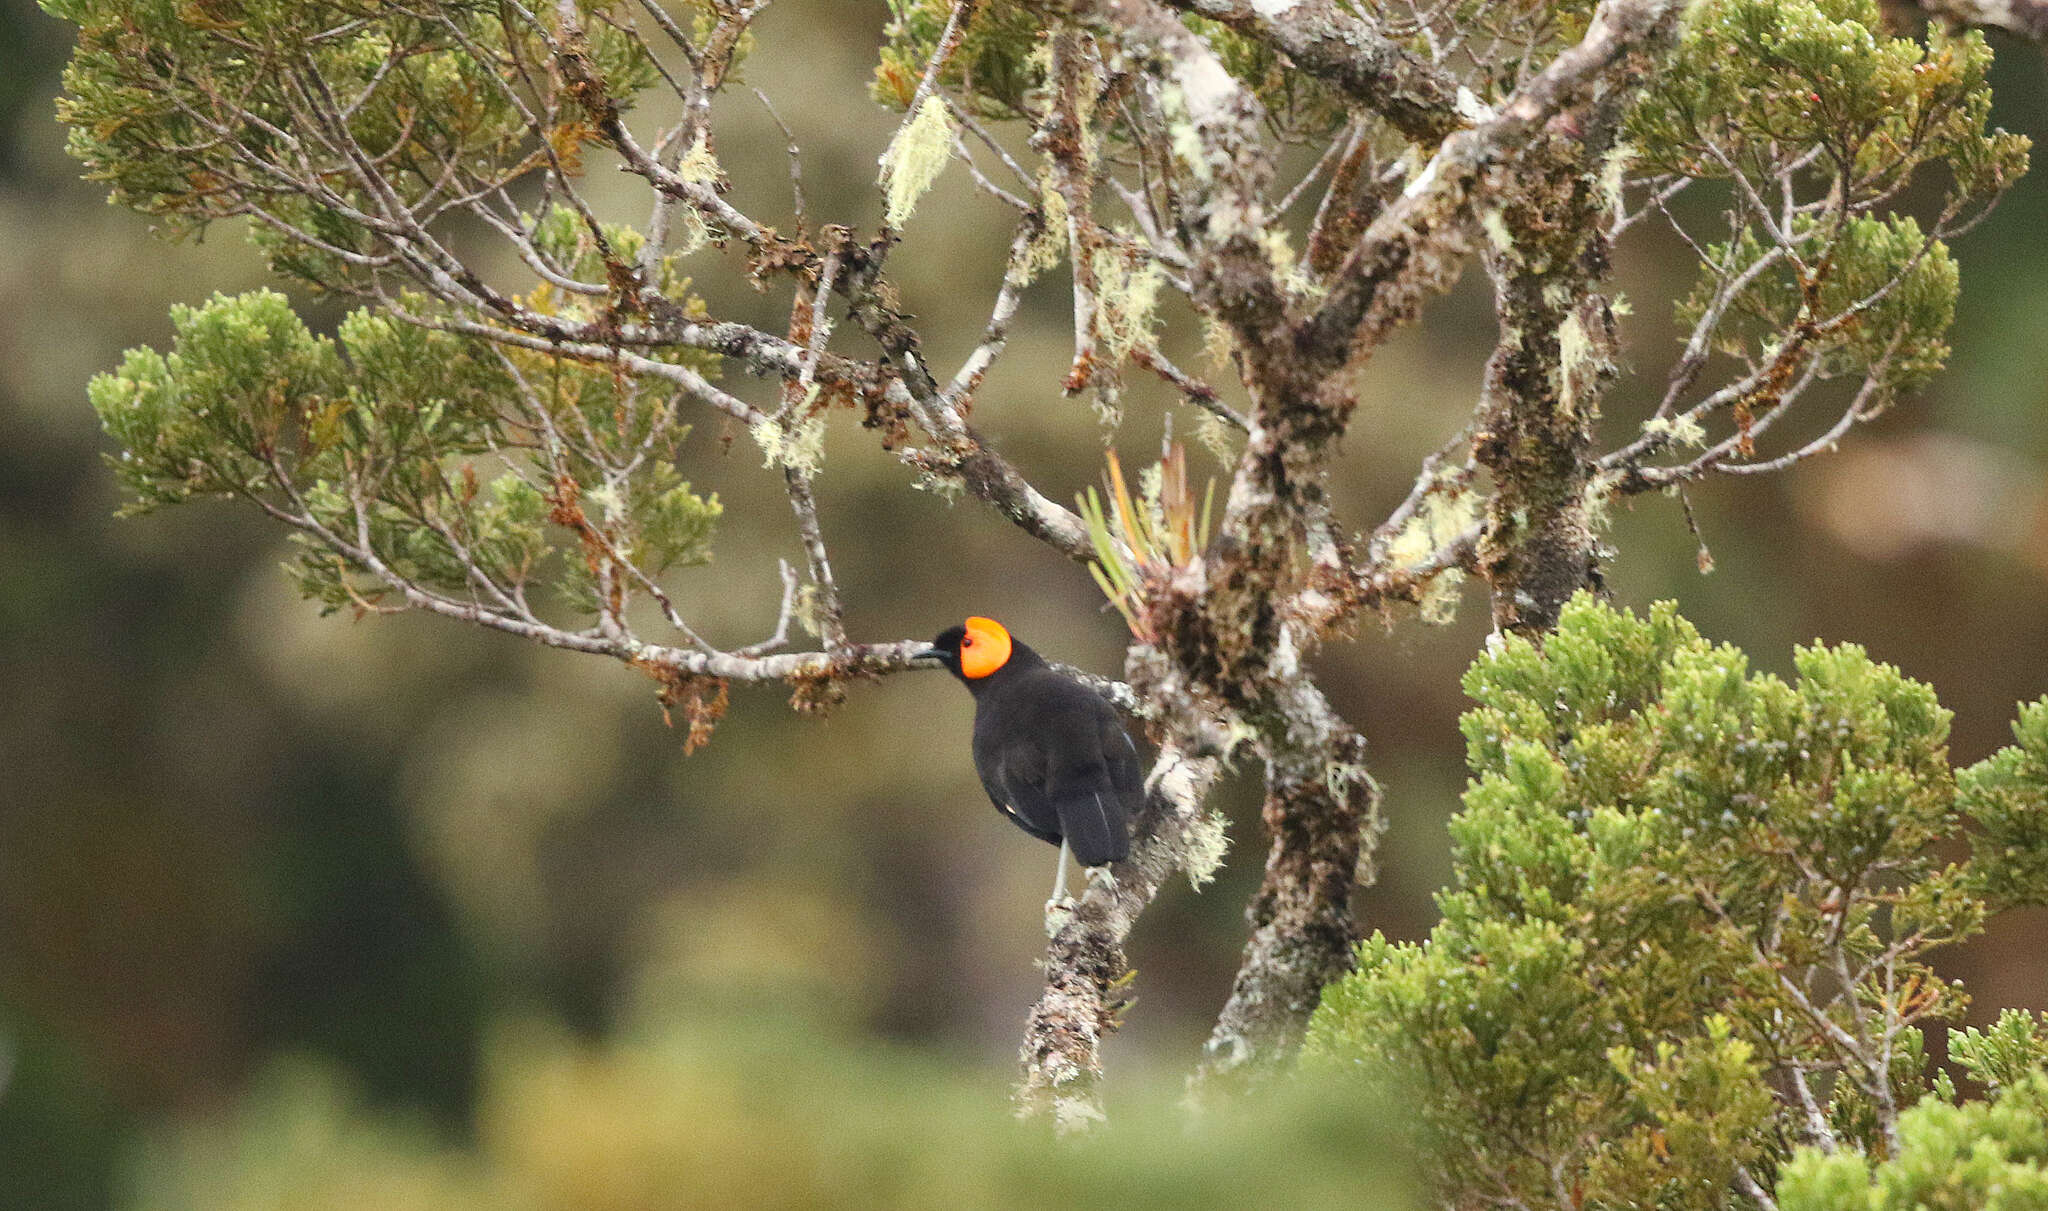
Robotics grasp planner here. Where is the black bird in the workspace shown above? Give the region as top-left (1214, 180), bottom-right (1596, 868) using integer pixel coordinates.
top-left (919, 617), bottom-right (1141, 904)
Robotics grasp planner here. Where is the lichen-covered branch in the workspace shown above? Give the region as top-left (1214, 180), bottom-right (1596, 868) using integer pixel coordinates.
top-left (1158, 0), bottom-right (1469, 143)
top-left (1019, 733), bottom-right (1222, 1128)
top-left (1192, 653), bottom-right (1375, 1088)
top-left (1472, 114), bottom-right (1641, 637)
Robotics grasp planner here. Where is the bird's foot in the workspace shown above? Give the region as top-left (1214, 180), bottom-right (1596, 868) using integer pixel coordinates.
top-left (1084, 865), bottom-right (1116, 891)
top-left (1043, 895), bottom-right (1075, 938)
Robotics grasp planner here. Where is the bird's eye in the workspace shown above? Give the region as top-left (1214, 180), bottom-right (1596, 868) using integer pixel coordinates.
top-left (962, 637), bottom-right (975, 647)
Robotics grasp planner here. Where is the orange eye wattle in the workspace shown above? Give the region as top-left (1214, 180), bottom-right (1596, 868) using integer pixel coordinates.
top-left (959, 617), bottom-right (1012, 679)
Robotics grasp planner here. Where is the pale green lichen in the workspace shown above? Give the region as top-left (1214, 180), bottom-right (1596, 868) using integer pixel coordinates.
top-left (1052, 1096), bottom-right (1107, 1133)
top-left (1221, 717), bottom-right (1261, 762)
top-left (1183, 808), bottom-right (1229, 891)
top-left (1200, 315), bottom-right (1237, 374)
top-left (1558, 311), bottom-right (1593, 417)
top-left (671, 133), bottom-right (721, 253)
top-left (1480, 208), bottom-right (1515, 253)
top-left (1260, 228), bottom-right (1297, 275)
top-left (1643, 413), bottom-right (1707, 448)
top-left (793, 582), bottom-right (830, 639)
top-left (1091, 244), bottom-right (1164, 364)
top-left (753, 412), bottom-right (827, 476)
top-left (1194, 411), bottom-right (1238, 465)
top-left (1580, 468), bottom-right (1623, 534)
top-left (1261, 228), bottom-right (1327, 304)
top-left (911, 464), bottom-right (967, 502)
top-left (1325, 760), bottom-right (1375, 802)
top-left (1018, 180), bottom-right (1069, 287)
top-left (878, 95), bottom-right (956, 227)
top-left (1420, 575), bottom-right (1464, 625)
top-left (1201, 205), bottom-right (1253, 245)
top-left (1598, 141), bottom-right (1634, 219)
top-left (1387, 485), bottom-right (1482, 624)
top-left (1137, 460), bottom-right (1165, 516)
top-left (1159, 84), bottom-right (1214, 186)
top-left (583, 482), bottom-right (627, 524)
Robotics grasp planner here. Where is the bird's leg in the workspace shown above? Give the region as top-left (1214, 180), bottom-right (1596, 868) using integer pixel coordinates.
top-left (1044, 839), bottom-right (1074, 936)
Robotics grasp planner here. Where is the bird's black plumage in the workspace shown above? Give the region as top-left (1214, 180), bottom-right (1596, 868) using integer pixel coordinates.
top-left (922, 621), bottom-right (1140, 867)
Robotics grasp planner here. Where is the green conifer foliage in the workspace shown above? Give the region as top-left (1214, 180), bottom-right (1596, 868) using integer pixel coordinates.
top-left (1779, 1011), bottom-right (2048, 1209)
top-left (47, 0), bottom-right (656, 242)
top-left (87, 289), bottom-right (720, 619)
top-left (1630, 0), bottom-right (2028, 412)
top-left (1308, 595), bottom-right (2048, 1208)
top-left (36, 0), bottom-right (2048, 1161)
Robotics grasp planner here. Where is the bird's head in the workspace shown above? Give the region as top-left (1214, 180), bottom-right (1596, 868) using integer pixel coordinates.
top-left (917, 616), bottom-right (1016, 684)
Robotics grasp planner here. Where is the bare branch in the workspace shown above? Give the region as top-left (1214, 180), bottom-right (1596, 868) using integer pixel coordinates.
top-left (1896, 0), bottom-right (2048, 40)
top-left (1158, 0), bottom-right (1471, 143)
top-left (1307, 0), bottom-right (1688, 364)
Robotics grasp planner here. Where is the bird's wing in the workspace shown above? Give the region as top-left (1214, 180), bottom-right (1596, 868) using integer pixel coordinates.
top-left (1102, 708), bottom-right (1146, 797)
top-left (974, 746), bottom-right (1012, 814)
top-left (986, 736), bottom-right (1064, 846)
top-left (1045, 702), bottom-right (1133, 867)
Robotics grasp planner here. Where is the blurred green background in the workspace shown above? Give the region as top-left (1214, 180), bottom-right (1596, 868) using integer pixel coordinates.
top-left (3, 0), bottom-right (2047, 1205)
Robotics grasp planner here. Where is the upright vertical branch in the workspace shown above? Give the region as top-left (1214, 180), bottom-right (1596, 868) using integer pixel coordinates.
top-left (1041, 0), bottom-right (1383, 1086)
top-left (1036, 31), bottom-right (1106, 396)
top-left (1471, 133), bottom-right (1622, 638)
top-left (1471, 29), bottom-right (1673, 639)
top-left (1192, 649), bottom-right (1377, 1088)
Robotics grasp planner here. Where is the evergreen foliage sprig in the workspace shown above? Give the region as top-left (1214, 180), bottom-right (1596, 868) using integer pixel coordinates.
top-left (1309, 595), bottom-right (2048, 1207)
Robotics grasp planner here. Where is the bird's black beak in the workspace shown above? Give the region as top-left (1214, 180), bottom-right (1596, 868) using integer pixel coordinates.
top-left (912, 645), bottom-right (945, 666)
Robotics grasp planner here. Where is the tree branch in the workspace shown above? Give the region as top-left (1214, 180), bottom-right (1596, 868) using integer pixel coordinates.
top-left (1158, 0), bottom-right (1470, 143)
top-left (1019, 735), bottom-right (1222, 1128)
top-left (1305, 0), bottom-right (1690, 366)
top-left (1894, 0), bottom-right (2048, 40)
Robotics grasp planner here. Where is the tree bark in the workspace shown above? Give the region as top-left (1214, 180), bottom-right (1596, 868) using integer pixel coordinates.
top-left (1193, 662), bottom-right (1375, 1090)
top-left (1473, 31), bottom-right (1676, 638)
top-left (1472, 132), bottom-right (1618, 638)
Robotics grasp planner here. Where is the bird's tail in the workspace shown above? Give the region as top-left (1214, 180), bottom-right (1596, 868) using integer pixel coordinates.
top-left (1051, 783), bottom-right (1130, 867)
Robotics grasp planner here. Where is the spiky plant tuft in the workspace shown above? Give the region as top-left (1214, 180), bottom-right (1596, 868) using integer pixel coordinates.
top-left (1077, 441), bottom-right (1214, 643)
